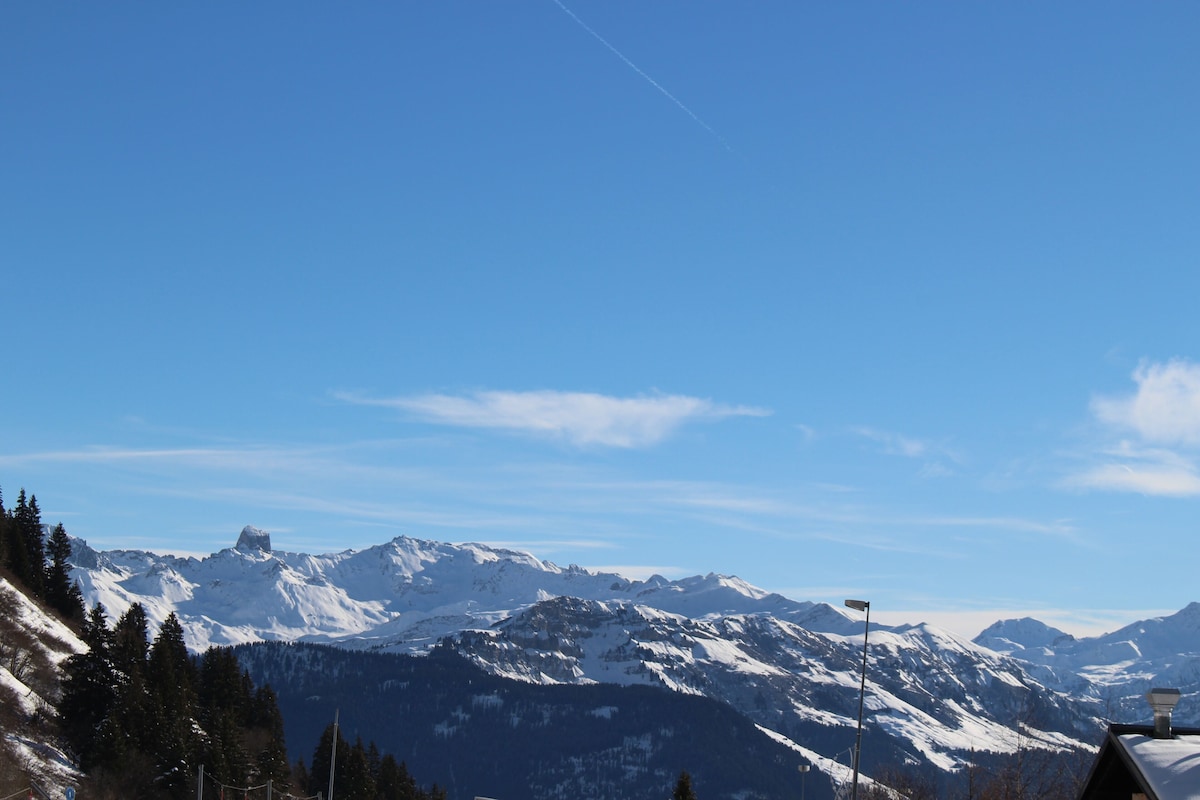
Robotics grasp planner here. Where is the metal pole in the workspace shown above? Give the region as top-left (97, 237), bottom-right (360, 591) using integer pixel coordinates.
top-left (198, 764), bottom-right (204, 800)
top-left (327, 709), bottom-right (339, 800)
top-left (849, 602), bottom-right (870, 800)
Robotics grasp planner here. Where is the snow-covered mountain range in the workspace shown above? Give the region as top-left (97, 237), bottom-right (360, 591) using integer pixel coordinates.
top-left (977, 604), bottom-right (1200, 724)
top-left (66, 526), bottom-right (1200, 780)
top-left (70, 526), bottom-right (809, 651)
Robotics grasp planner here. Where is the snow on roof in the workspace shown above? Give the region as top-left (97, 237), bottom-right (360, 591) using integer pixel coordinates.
top-left (1120, 732), bottom-right (1200, 799)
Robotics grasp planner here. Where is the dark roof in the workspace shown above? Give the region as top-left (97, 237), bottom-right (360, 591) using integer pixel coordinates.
top-left (1078, 724), bottom-right (1200, 800)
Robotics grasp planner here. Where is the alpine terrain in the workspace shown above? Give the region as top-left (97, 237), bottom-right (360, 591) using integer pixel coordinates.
top-left (59, 526), bottom-right (1200, 797)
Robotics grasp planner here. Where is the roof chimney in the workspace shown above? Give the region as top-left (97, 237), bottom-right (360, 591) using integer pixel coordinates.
top-left (1146, 688), bottom-right (1181, 738)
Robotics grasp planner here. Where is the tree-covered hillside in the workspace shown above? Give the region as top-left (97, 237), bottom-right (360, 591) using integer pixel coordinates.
top-left (1, 486), bottom-right (85, 625)
top-left (235, 640), bottom-right (831, 800)
top-left (57, 603), bottom-right (293, 799)
top-left (0, 484), bottom-right (455, 800)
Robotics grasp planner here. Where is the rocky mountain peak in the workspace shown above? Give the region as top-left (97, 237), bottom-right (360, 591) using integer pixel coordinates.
top-left (236, 525), bottom-right (272, 554)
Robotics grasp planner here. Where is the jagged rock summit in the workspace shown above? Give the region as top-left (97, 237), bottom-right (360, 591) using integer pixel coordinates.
top-left (236, 525), bottom-right (272, 554)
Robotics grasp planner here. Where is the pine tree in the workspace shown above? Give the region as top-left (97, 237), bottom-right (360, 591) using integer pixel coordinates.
top-left (204, 708), bottom-right (248, 790)
top-left (148, 612), bottom-right (202, 795)
top-left (5, 489), bottom-right (37, 592)
top-left (111, 602), bottom-right (150, 677)
top-left (367, 741), bottom-right (383, 785)
top-left (148, 613), bottom-right (194, 707)
top-left (44, 522), bottom-right (85, 622)
top-left (310, 723), bottom-right (371, 800)
top-left (198, 647), bottom-right (247, 717)
top-left (21, 493), bottom-right (45, 596)
top-left (309, 722), bottom-right (336, 797)
top-left (672, 771), bottom-right (698, 800)
top-left (197, 645), bottom-right (250, 779)
top-left (374, 755), bottom-right (420, 800)
top-left (342, 737), bottom-right (377, 800)
top-left (0, 485), bottom-right (7, 566)
top-left (251, 683), bottom-right (293, 791)
top-left (94, 603), bottom-right (155, 766)
top-left (58, 603), bottom-right (117, 769)
top-left (292, 758), bottom-right (311, 795)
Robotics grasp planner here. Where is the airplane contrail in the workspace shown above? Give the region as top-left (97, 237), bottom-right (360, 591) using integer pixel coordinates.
top-left (551, 0), bottom-right (733, 152)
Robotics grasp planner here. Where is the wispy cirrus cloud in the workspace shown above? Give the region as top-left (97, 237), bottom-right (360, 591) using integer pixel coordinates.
top-left (0, 446), bottom-right (302, 469)
top-left (850, 425), bottom-right (960, 476)
top-left (1068, 463), bottom-right (1200, 497)
top-left (1064, 442), bottom-right (1200, 497)
top-left (1068, 359), bottom-right (1200, 497)
top-left (851, 426), bottom-right (932, 458)
top-left (334, 389), bottom-right (770, 448)
top-left (0, 443), bottom-right (433, 485)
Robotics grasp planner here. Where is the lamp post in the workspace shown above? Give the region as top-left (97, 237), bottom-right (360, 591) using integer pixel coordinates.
top-left (797, 764), bottom-right (809, 800)
top-left (844, 599), bottom-right (870, 800)
top-left (328, 709), bottom-right (339, 800)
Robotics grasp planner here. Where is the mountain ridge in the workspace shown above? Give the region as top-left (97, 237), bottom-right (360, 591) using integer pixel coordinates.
top-left (63, 525), bottom-right (1200, 784)
top-left (68, 526), bottom-right (817, 651)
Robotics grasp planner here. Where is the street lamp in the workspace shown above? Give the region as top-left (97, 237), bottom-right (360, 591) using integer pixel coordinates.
top-left (844, 599), bottom-right (870, 800)
top-left (797, 764), bottom-right (809, 800)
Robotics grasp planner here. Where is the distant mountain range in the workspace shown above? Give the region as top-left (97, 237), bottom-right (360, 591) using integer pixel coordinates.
top-left (63, 526), bottom-right (1200, 797)
top-left (976, 603), bottom-right (1200, 723)
top-left (70, 526), bottom-right (810, 651)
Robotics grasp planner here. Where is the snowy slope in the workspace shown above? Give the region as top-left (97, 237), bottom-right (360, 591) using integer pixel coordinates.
top-left (0, 578), bottom-right (84, 792)
top-left (65, 526), bottom-right (1109, 778)
top-left (976, 604), bottom-right (1200, 727)
top-left (449, 595), bottom-right (1094, 772)
top-left (69, 526), bottom-right (813, 651)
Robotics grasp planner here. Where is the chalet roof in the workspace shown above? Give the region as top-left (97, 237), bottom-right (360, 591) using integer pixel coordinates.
top-left (1078, 724), bottom-right (1200, 800)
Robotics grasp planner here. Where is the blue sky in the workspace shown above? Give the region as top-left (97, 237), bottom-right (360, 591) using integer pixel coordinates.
top-left (4, 3), bottom-right (1199, 638)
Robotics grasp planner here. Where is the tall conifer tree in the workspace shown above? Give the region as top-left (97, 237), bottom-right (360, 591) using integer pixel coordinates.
top-left (21, 493), bottom-right (45, 596)
top-left (148, 612), bottom-right (201, 795)
top-left (252, 683), bottom-right (293, 790)
top-left (59, 603), bottom-right (117, 768)
top-left (44, 522), bottom-right (85, 622)
top-left (5, 489), bottom-right (36, 590)
top-left (0, 485), bottom-right (7, 565)
top-left (97, 603), bottom-right (155, 763)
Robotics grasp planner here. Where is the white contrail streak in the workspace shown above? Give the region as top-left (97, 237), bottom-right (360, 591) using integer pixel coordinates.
top-left (552, 0), bottom-right (732, 152)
